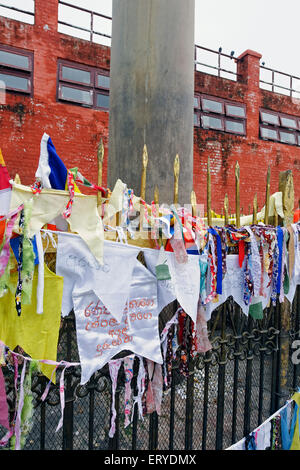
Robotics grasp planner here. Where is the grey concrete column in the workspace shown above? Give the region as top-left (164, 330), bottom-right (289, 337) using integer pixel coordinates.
top-left (108, 0), bottom-right (195, 205)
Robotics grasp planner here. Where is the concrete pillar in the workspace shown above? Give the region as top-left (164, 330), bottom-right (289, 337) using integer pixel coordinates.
top-left (108, 0), bottom-right (195, 205)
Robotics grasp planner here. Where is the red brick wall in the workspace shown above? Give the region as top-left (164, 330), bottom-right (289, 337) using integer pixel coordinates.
top-left (194, 50), bottom-right (300, 214)
top-left (0, 1), bottom-right (299, 213)
top-left (0, 0), bottom-right (110, 192)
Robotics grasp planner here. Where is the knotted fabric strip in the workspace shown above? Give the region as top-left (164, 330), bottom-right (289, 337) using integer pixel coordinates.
top-left (14, 358), bottom-right (27, 450)
top-left (245, 226), bottom-right (262, 298)
top-left (208, 228), bottom-right (223, 295)
top-left (123, 355), bottom-right (135, 428)
top-left (108, 359), bottom-right (122, 438)
top-left (0, 206), bottom-right (22, 277)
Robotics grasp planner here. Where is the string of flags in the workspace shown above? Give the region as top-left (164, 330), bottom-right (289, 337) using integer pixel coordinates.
top-left (226, 390), bottom-right (300, 450)
top-left (0, 133), bottom-right (300, 449)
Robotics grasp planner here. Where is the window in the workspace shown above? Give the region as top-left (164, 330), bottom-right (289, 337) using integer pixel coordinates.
top-left (194, 93), bottom-right (246, 136)
top-left (225, 119), bottom-right (245, 135)
top-left (202, 97), bottom-right (223, 114)
top-left (259, 108), bottom-right (300, 146)
top-left (260, 126), bottom-right (279, 141)
top-left (225, 103), bottom-right (246, 119)
top-left (280, 116), bottom-right (298, 129)
top-left (201, 114), bottom-right (224, 131)
top-left (0, 45), bottom-right (33, 95)
top-left (279, 130), bottom-right (296, 145)
top-left (57, 60), bottom-right (109, 110)
top-left (260, 110), bottom-right (280, 126)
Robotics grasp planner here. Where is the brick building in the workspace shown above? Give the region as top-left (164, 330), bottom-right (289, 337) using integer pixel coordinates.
top-left (0, 0), bottom-right (299, 213)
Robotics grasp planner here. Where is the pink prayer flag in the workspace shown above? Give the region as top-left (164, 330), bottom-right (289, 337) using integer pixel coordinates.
top-left (0, 367), bottom-right (9, 430)
top-left (0, 149), bottom-right (11, 217)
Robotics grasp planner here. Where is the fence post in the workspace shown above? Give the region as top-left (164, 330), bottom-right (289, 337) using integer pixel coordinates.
top-left (278, 170), bottom-right (294, 406)
top-left (185, 328), bottom-right (194, 450)
top-left (215, 303), bottom-right (227, 449)
top-left (243, 315), bottom-right (254, 437)
top-left (62, 314), bottom-right (74, 450)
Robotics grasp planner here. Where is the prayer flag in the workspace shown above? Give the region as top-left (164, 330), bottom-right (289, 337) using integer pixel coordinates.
top-left (0, 149), bottom-right (11, 217)
top-left (35, 133), bottom-right (68, 190)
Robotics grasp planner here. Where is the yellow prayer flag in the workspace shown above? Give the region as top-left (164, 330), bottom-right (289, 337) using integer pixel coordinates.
top-left (0, 263), bottom-right (63, 381)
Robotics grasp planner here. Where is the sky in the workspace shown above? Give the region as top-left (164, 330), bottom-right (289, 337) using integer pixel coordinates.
top-left (1, 0), bottom-right (300, 92)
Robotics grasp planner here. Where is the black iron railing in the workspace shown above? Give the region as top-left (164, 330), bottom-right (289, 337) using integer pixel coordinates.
top-left (1, 284), bottom-right (299, 451)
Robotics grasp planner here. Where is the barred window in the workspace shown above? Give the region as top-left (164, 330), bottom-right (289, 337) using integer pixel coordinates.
top-left (260, 109), bottom-right (300, 146)
top-left (57, 60), bottom-right (109, 110)
top-left (0, 44), bottom-right (33, 95)
top-left (194, 94), bottom-right (246, 136)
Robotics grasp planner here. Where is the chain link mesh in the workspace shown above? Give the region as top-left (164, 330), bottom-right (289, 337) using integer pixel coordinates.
top-left (0, 251), bottom-right (299, 450)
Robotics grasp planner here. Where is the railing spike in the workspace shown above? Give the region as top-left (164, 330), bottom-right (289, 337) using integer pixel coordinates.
top-left (264, 166), bottom-right (271, 225)
top-left (207, 156), bottom-right (212, 226)
top-left (173, 154), bottom-right (180, 205)
top-left (235, 161), bottom-right (240, 228)
top-left (97, 138), bottom-right (104, 208)
top-left (253, 193), bottom-right (258, 225)
top-left (191, 189), bottom-right (197, 218)
top-left (139, 144), bottom-right (149, 230)
top-left (224, 193), bottom-right (229, 226)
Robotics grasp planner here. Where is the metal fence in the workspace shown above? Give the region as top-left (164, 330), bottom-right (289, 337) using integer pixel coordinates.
top-left (2, 1), bottom-right (300, 99)
top-left (259, 64), bottom-right (300, 98)
top-left (58, 0), bottom-right (112, 46)
top-left (0, 1), bottom-right (35, 25)
top-left (1, 274), bottom-right (298, 451)
top-left (194, 45), bottom-right (239, 82)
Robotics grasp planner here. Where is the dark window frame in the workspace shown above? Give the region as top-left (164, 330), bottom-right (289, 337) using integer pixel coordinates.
top-left (194, 111), bottom-right (200, 127)
top-left (259, 108), bottom-right (300, 146)
top-left (194, 96), bottom-right (200, 108)
top-left (57, 59), bottom-right (109, 110)
top-left (95, 72), bottom-right (110, 90)
top-left (279, 129), bottom-right (297, 145)
top-left (201, 94), bottom-right (224, 114)
top-left (0, 44), bottom-right (33, 96)
top-left (224, 117), bottom-right (246, 136)
top-left (260, 109), bottom-right (280, 126)
top-left (58, 82), bottom-right (93, 106)
top-left (59, 62), bottom-right (93, 87)
top-left (260, 108), bottom-right (299, 130)
top-left (201, 112), bottom-right (224, 131)
top-left (225, 102), bottom-right (246, 119)
top-left (95, 91), bottom-right (110, 110)
top-left (279, 114), bottom-right (298, 130)
top-left (260, 125), bottom-right (279, 141)
top-left (194, 93), bottom-right (246, 136)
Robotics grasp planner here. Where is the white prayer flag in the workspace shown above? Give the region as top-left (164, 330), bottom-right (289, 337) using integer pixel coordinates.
top-left (286, 224), bottom-right (300, 304)
top-left (144, 248), bottom-right (200, 323)
top-left (144, 249), bottom-right (176, 313)
top-left (73, 260), bottom-right (162, 384)
top-left (167, 252), bottom-right (200, 324)
top-left (56, 233), bottom-right (139, 321)
top-left (205, 255), bottom-right (272, 320)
